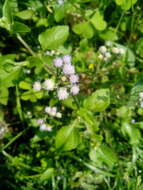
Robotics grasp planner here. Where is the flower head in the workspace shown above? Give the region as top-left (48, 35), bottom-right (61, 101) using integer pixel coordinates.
top-left (53, 57), bottom-right (63, 68)
top-left (118, 48), bottom-right (125, 55)
top-left (63, 64), bottom-right (75, 75)
top-left (105, 52), bottom-right (111, 59)
top-left (57, 87), bottom-right (69, 100)
top-left (70, 85), bottom-right (80, 95)
top-left (112, 47), bottom-right (120, 54)
top-left (69, 74), bottom-right (79, 84)
top-left (45, 106), bottom-right (51, 114)
top-left (63, 55), bottom-right (71, 64)
top-left (43, 79), bottom-right (55, 91)
top-left (56, 112), bottom-right (62, 118)
top-left (106, 41), bottom-right (113, 47)
top-left (33, 81), bottom-right (41, 91)
top-left (50, 107), bottom-right (57, 116)
top-left (99, 46), bottom-right (107, 54)
top-left (40, 124), bottom-right (52, 131)
top-left (37, 119), bottom-right (44, 125)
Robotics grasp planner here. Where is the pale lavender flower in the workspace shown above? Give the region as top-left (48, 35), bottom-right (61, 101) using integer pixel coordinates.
top-left (57, 87), bottom-right (69, 100)
top-left (63, 55), bottom-right (71, 64)
top-left (63, 64), bottom-right (75, 75)
top-left (70, 85), bottom-right (80, 95)
top-left (69, 74), bottom-right (79, 84)
top-left (37, 119), bottom-right (44, 125)
top-left (33, 81), bottom-right (41, 91)
top-left (53, 57), bottom-right (63, 68)
top-left (40, 124), bottom-right (52, 131)
top-left (43, 79), bottom-right (55, 91)
top-left (50, 107), bottom-right (57, 116)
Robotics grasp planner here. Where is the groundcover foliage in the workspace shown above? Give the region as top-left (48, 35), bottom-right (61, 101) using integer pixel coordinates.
top-left (1, 0), bottom-right (143, 189)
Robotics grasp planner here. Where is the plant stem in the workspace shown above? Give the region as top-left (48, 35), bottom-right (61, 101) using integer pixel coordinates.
top-left (17, 33), bottom-right (36, 56)
top-left (115, 11), bottom-right (125, 33)
top-left (72, 95), bottom-right (80, 109)
top-left (2, 127), bottom-right (29, 151)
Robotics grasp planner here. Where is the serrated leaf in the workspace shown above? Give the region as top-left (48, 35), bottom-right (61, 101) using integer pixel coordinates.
top-left (38, 25), bottom-right (69, 50)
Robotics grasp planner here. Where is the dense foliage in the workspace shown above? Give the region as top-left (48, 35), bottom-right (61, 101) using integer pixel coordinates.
top-left (1, 0), bottom-right (143, 189)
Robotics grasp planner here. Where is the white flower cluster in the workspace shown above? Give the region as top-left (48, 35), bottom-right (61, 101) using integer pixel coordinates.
top-left (98, 41), bottom-right (126, 61)
top-left (33, 79), bottom-right (55, 91)
top-left (37, 119), bottom-right (52, 132)
top-left (139, 92), bottom-right (143, 108)
top-left (45, 50), bottom-right (60, 56)
top-left (45, 106), bottom-right (62, 118)
top-left (53, 55), bottom-right (80, 100)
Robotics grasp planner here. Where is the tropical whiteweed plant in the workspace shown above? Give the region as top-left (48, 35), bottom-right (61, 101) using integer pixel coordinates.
top-left (1, 0), bottom-right (143, 189)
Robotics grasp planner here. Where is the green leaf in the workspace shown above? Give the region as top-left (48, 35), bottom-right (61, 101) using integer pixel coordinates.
top-left (55, 122), bottom-right (80, 151)
top-left (72, 21), bottom-right (94, 39)
top-left (3, 0), bottom-right (12, 23)
top-left (40, 168), bottom-right (54, 182)
top-left (16, 9), bottom-right (34, 20)
top-left (0, 88), bottom-right (9, 105)
top-left (2, 0), bottom-right (18, 23)
top-left (11, 21), bottom-right (31, 33)
top-left (78, 108), bottom-right (99, 134)
top-left (99, 28), bottom-right (118, 41)
top-left (89, 144), bottom-right (117, 168)
top-left (19, 81), bottom-right (31, 90)
top-left (0, 66), bottom-right (22, 89)
top-left (62, 97), bottom-right (77, 110)
top-left (121, 122), bottom-right (141, 145)
top-left (115, 0), bottom-right (125, 5)
top-left (130, 79), bottom-right (143, 104)
top-left (16, 85), bottom-right (23, 120)
top-left (115, 0), bottom-right (137, 10)
top-left (83, 89), bottom-right (110, 112)
top-left (90, 11), bottom-right (107, 31)
top-left (135, 38), bottom-right (143, 58)
top-left (54, 3), bottom-right (73, 22)
top-left (38, 25), bottom-right (69, 50)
